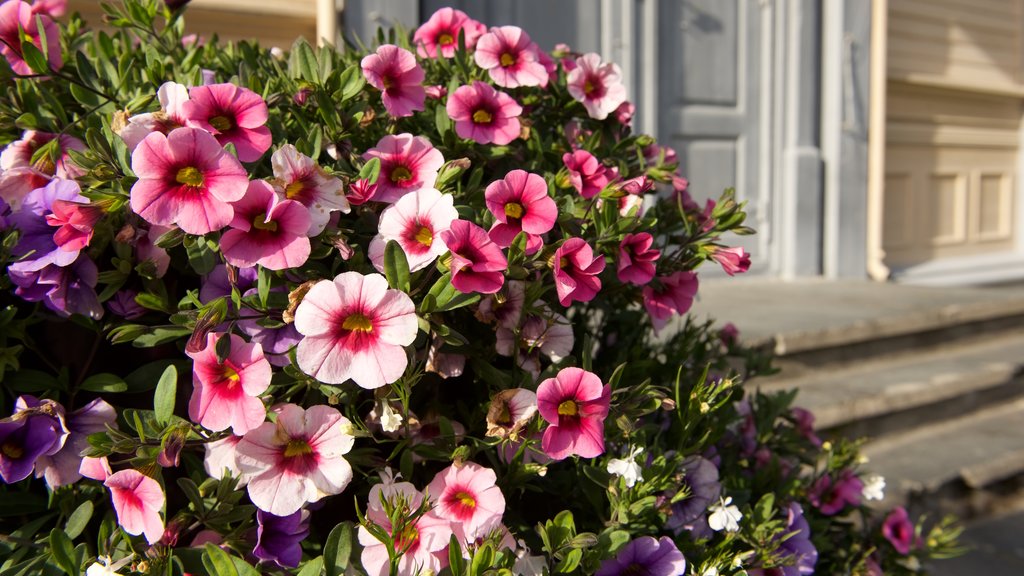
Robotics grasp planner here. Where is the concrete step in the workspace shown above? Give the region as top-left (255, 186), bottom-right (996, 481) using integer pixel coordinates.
top-left (756, 331), bottom-right (1024, 438)
top-left (862, 398), bottom-right (1024, 519)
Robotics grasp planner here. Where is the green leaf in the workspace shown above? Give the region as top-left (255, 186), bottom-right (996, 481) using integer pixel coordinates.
top-left (294, 40), bottom-right (320, 84)
top-left (554, 548), bottom-right (582, 574)
top-left (6, 368), bottom-right (58, 393)
top-left (80, 372), bottom-right (127, 393)
top-left (124, 359), bottom-right (190, 393)
top-left (64, 501), bottom-right (94, 540)
top-left (202, 544), bottom-right (239, 576)
top-left (133, 326), bottom-right (192, 348)
top-left (470, 542), bottom-right (494, 576)
top-left (214, 332), bottom-right (232, 364)
top-left (48, 528), bottom-right (76, 576)
top-left (153, 364), bottom-right (177, 425)
top-left (296, 556), bottom-right (324, 576)
top-left (338, 64), bottom-right (365, 102)
top-left (358, 157), bottom-right (381, 184)
top-left (447, 533), bottom-right (466, 576)
top-left (383, 240), bottom-right (410, 292)
top-left (324, 522), bottom-right (354, 576)
top-left (185, 236), bottom-right (217, 275)
top-left (19, 39), bottom-right (49, 75)
top-left (257, 265), bottom-right (271, 307)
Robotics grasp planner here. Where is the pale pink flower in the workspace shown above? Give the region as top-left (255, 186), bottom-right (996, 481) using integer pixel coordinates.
top-left (0, 131), bottom-right (84, 210)
top-left (204, 435), bottom-right (246, 486)
top-left (186, 332), bottom-right (271, 435)
top-left (617, 232), bottom-right (660, 285)
top-left (475, 279), bottom-right (525, 328)
top-left (563, 150), bottom-right (609, 199)
top-left (613, 101), bottom-right (635, 126)
top-left (567, 53), bottom-right (628, 120)
top-left (428, 462), bottom-right (506, 542)
top-left (425, 336), bottom-right (466, 379)
top-left (118, 81), bottom-right (190, 151)
top-left (446, 81), bottom-right (522, 146)
top-left (537, 367), bottom-right (611, 460)
top-left (485, 169), bottom-right (557, 253)
top-left (46, 199), bottom-right (104, 252)
top-left (474, 26), bottom-right (548, 88)
top-left (496, 307), bottom-right (574, 376)
top-left (710, 246), bottom-right (751, 276)
top-left (486, 388), bottom-right (538, 439)
top-left (105, 469), bottom-right (165, 544)
top-left (553, 238), bottom-right (606, 306)
top-left (413, 7), bottom-right (486, 58)
top-left (130, 127), bottom-right (248, 235)
top-left (0, 1), bottom-right (61, 74)
top-left (221, 180), bottom-right (312, 270)
top-left (236, 403), bottom-right (354, 516)
top-left (642, 271), bottom-right (699, 332)
top-left (363, 134), bottom-right (445, 204)
top-left (361, 44), bottom-right (426, 118)
top-left (268, 144), bottom-right (348, 235)
top-left (368, 187), bottom-right (458, 272)
top-left (79, 456), bottom-right (111, 482)
top-left (440, 219), bottom-right (507, 295)
top-left (182, 83), bottom-right (272, 162)
top-left (294, 272), bottom-right (418, 389)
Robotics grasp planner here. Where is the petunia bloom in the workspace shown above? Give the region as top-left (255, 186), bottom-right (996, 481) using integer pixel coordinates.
top-left (8, 179), bottom-right (90, 271)
top-left (596, 536), bottom-right (686, 576)
top-left (34, 397), bottom-right (116, 488)
top-left (254, 509), bottom-right (310, 568)
top-left (563, 150), bottom-right (609, 199)
top-left (809, 469), bottom-right (863, 516)
top-left (8, 254), bottom-right (103, 319)
top-left (710, 246), bottom-right (751, 276)
top-left (361, 44), bottom-right (426, 118)
top-left (474, 26), bottom-right (548, 88)
top-left (221, 180), bottom-right (312, 270)
top-left (117, 81), bottom-right (190, 151)
top-left (130, 127), bottom-right (249, 235)
top-left (203, 435), bottom-right (246, 486)
top-left (46, 199), bottom-right (105, 252)
top-left (0, 130), bottom-right (83, 210)
top-left (668, 456), bottom-right (722, 534)
top-left (105, 469), bottom-right (165, 544)
top-left (882, 506), bottom-right (919, 555)
top-left (567, 53), bottom-right (628, 120)
top-left (270, 144), bottom-right (349, 235)
top-left (236, 403), bottom-right (355, 516)
top-left (182, 83), bottom-right (272, 162)
top-left (187, 332), bottom-right (272, 435)
top-left (617, 232), bottom-right (660, 285)
top-left (428, 462), bottom-right (506, 542)
top-left (0, 1), bottom-right (62, 75)
top-left (553, 238), bottom-right (606, 306)
top-left (642, 271), bottom-right (699, 332)
top-left (536, 367), bottom-right (611, 460)
top-left (485, 169), bottom-right (557, 253)
top-left (413, 7), bottom-right (486, 58)
top-left (446, 81), bottom-right (523, 146)
top-left (294, 272), bottom-right (418, 389)
top-left (440, 219), bottom-right (508, 295)
top-left (0, 396), bottom-right (68, 483)
top-left (486, 388), bottom-right (538, 439)
top-left (495, 306), bottom-right (573, 376)
top-left (363, 134), bottom-right (445, 204)
top-left (367, 187), bottom-right (458, 273)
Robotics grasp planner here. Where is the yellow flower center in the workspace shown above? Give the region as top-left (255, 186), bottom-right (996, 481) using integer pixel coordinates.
top-left (283, 439), bottom-right (313, 458)
top-left (252, 212), bottom-right (279, 232)
top-left (439, 33), bottom-right (454, 46)
top-left (559, 257), bottom-right (570, 269)
top-left (557, 400), bottom-right (578, 417)
top-left (221, 364), bottom-right (241, 386)
top-left (504, 202), bottom-right (524, 219)
top-left (584, 80), bottom-right (596, 95)
top-left (382, 76), bottom-right (395, 89)
top-left (175, 166), bottom-right (205, 187)
top-left (209, 115), bottom-right (233, 132)
top-left (414, 225), bottom-right (433, 247)
top-left (342, 313), bottom-right (373, 332)
top-left (500, 52), bottom-right (515, 67)
top-left (284, 181), bottom-right (305, 199)
top-left (391, 166), bottom-right (413, 183)
top-left (1, 442), bottom-right (23, 459)
top-left (472, 109), bottom-right (493, 124)
top-left (455, 491), bottom-right (476, 508)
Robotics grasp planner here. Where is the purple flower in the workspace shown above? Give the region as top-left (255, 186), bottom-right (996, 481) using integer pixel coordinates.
top-left (34, 397), bottom-right (116, 488)
top-left (0, 396), bottom-right (68, 483)
top-left (237, 287), bottom-right (301, 367)
top-left (668, 456), bottom-right (721, 535)
top-left (779, 503), bottom-right (818, 575)
top-left (596, 536), bottom-right (686, 576)
top-left (254, 509), bottom-right (310, 568)
top-left (200, 264), bottom-right (258, 304)
top-left (8, 180), bottom-right (88, 273)
top-left (9, 254), bottom-right (103, 319)
top-left (107, 289), bottom-right (147, 319)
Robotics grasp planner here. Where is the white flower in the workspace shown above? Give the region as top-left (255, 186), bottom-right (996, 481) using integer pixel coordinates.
top-left (700, 566), bottom-right (720, 576)
top-left (86, 555), bottom-right (133, 576)
top-left (862, 474), bottom-right (885, 501)
top-left (708, 496), bottom-right (742, 533)
top-left (514, 541), bottom-right (548, 576)
top-left (606, 446), bottom-right (644, 488)
top-left (380, 403), bottom-right (403, 433)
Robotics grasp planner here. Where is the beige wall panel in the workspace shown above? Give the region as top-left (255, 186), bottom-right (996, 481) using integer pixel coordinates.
top-left (884, 173), bottom-right (914, 249)
top-left (977, 174), bottom-right (1014, 241)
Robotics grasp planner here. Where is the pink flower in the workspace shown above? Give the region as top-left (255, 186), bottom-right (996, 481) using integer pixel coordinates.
top-left (474, 26), bottom-right (548, 88)
top-left (485, 169), bottom-right (557, 253)
top-left (810, 470), bottom-right (864, 516)
top-left (496, 306), bottom-right (573, 376)
top-left (710, 246), bottom-right (751, 276)
top-left (617, 232), bottom-right (660, 285)
top-left (361, 44), bottom-right (426, 118)
top-left (221, 180), bottom-right (311, 270)
top-left (363, 134), bottom-right (445, 204)
top-left (562, 150), bottom-right (609, 199)
top-left (446, 81), bottom-right (523, 146)
top-left (882, 507), bottom-right (919, 555)
top-left (440, 219), bottom-right (507, 295)
top-left (204, 435), bottom-right (246, 485)
top-left (553, 238), bottom-right (606, 306)
top-left (30, 0), bottom-right (66, 18)
top-left (294, 272), bottom-right (418, 389)
top-left (368, 187), bottom-right (458, 272)
top-left (537, 367), bottom-right (611, 460)
top-left (105, 469), bottom-right (165, 544)
top-left (642, 271), bottom-right (699, 332)
top-left (79, 456), bottom-right (111, 482)
top-left (186, 332), bottom-right (272, 435)
top-left (0, 130), bottom-right (84, 210)
top-left (182, 83), bottom-right (272, 162)
top-left (46, 200), bottom-right (104, 252)
top-left (613, 101), bottom-right (635, 126)
top-left (413, 7), bottom-right (486, 58)
top-left (117, 81), bottom-right (189, 151)
top-left (347, 177), bottom-right (378, 205)
top-left (428, 462), bottom-right (506, 542)
top-left (0, 1), bottom-right (61, 75)
top-left (236, 403), bottom-right (355, 516)
top-left (130, 127), bottom-right (249, 235)
top-left (567, 53), bottom-right (628, 120)
top-left (270, 144), bottom-right (349, 235)
top-left (486, 388), bottom-right (538, 439)
top-left (359, 473), bottom-right (452, 576)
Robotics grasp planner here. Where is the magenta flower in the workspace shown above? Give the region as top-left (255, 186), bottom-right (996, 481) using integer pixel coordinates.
top-left (617, 232), bottom-right (660, 285)
top-left (553, 238), bottom-right (606, 306)
top-left (710, 246), bottom-right (751, 276)
top-left (440, 219), bottom-right (508, 295)
top-left (363, 134), bottom-right (445, 203)
top-left (45, 199), bottom-right (104, 252)
top-left (347, 177), bottom-right (378, 206)
top-left (368, 187), bottom-right (458, 273)
top-left (294, 272), bottom-right (418, 389)
top-left (270, 144), bottom-right (348, 235)
top-left (130, 127), bottom-right (249, 235)
top-left (221, 180), bottom-right (311, 270)
top-left (182, 83), bottom-right (272, 162)
top-left (563, 150), bottom-right (610, 199)
top-left (428, 462), bottom-right (506, 542)
top-left (485, 169), bottom-right (557, 253)
top-left (413, 7), bottom-right (486, 58)
top-left (187, 332), bottom-right (272, 435)
top-left (642, 271), bottom-right (699, 332)
top-left (537, 367), bottom-right (611, 460)
top-left (105, 469), bottom-right (165, 544)
top-left (809, 470), bottom-right (863, 516)
top-left (567, 53), bottom-right (628, 120)
top-left (447, 81), bottom-right (523, 146)
top-left (236, 404), bottom-right (355, 516)
top-left (361, 44), bottom-right (426, 118)
top-left (882, 506), bottom-right (919, 555)
top-left (474, 26), bottom-right (549, 88)
top-left (0, 1), bottom-right (61, 75)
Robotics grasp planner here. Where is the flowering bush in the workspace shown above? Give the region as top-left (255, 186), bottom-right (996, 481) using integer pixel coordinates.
top-left (0, 1), bottom-right (963, 575)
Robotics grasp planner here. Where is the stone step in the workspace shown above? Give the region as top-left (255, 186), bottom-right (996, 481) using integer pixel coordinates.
top-left (756, 331), bottom-right (1024, 437)
top-left (861, 398), bottom-right (1024, 519)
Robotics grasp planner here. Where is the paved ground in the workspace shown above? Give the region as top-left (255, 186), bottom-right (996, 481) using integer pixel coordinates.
top-left (928, 508), bottom-right (1024, 576)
